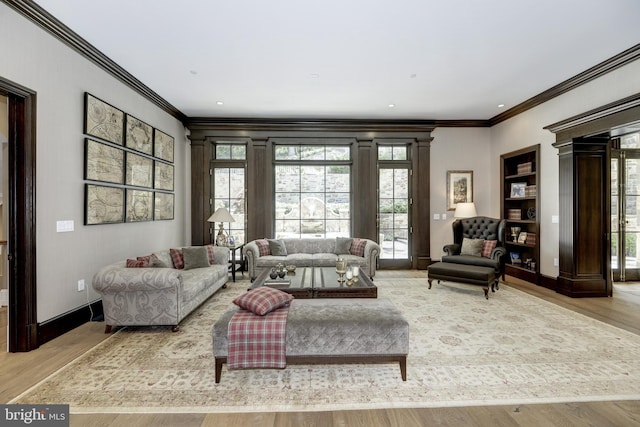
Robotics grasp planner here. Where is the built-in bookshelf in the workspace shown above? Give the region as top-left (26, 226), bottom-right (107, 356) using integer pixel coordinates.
top-left (500, 144), bottom-right (540, 284)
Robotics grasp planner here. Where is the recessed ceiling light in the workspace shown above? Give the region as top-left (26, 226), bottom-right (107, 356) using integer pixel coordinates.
top-left (498, 104), bottom-right (505, 108)
top-left (388, 104), bottom-right (396, 108)
top-left (216, 101), bottom-right (224, 106)
top-left (310, 73), bottom-right (320, 79)
top-left (410, 73), bottom-right (417, 79)
top-left (189, 70), bottom-right (198, 75)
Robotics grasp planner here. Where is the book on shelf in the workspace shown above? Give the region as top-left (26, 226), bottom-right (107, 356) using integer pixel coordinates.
top-left (517, 162), bottom-right (532, 174)
top-left (508, 209), bottom-right (521, 220)
top-left (525, 232), bottom-right (537, 245)
top-left (525, 185), bottom-right (537, 197)
top-left (264, 278), bottom-right (291, 286)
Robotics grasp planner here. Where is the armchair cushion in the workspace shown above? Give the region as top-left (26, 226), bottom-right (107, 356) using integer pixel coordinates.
top-left (460, 238), bottom-right (484, 256)
top-left (481, 240), bottom-right (497, 258)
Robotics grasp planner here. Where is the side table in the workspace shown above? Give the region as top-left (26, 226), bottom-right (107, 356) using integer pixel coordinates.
top-left (228, 244), bottom-right (245, 282)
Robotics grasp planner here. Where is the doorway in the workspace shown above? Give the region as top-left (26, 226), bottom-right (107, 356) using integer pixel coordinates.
top-left (0, 77), bottom-right (38, 352)
top-left (612, 132), bottom-right (640, 281)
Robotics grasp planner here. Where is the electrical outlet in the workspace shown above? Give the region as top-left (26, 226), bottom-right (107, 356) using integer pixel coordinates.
top-left (553, 258), bottom-right (559, 267)
top-left (433, 213), bottom-right (440, 220)
top-left (441, 213), bottom-right (447, 220)
top-left (77, 279), bottom-right (85, 292)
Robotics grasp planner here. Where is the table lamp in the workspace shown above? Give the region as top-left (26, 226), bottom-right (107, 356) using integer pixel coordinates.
top-left (454, 202), bottom-right (477, 218)
top-left (207, 207), bottom-right (235, 246)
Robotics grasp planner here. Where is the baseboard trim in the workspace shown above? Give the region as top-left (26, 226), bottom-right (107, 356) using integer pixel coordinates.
top-left (539, 274), bottom-right (558, 290)
top-left (37, 300), bottom-right (104, 346)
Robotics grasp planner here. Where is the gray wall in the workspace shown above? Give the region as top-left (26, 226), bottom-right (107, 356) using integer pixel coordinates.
top-left (0, 4), bottom-right (190, 322)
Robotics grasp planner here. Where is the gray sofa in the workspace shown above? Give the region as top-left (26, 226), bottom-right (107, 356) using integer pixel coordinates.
top-left (92, 246), bottom-right (229, 332)
top-left (244, 238), bottom-right (381, 281)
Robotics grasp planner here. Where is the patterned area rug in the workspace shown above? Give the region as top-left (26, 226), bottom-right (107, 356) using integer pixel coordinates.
top-left (11, 278), bottom-right (640, 413)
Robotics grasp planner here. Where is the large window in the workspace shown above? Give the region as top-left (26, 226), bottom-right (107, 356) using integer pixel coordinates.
top-left (274, 145), bottom-right (351, 238)
top-left (212, 143), bottom-right (246, 245)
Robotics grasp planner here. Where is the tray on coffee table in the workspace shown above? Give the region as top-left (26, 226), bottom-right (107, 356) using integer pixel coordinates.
top-left (251, 267), bottom-right (376, 298)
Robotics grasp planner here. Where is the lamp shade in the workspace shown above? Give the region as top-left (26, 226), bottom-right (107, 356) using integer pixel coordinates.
top-left (454, 202), bottom-right (477, 218)
top-left (207, 207), bottom-right (235, 223)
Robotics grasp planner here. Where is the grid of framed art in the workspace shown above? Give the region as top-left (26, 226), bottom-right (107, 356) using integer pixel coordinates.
top-left (83, 92), bottom-right (175, 225)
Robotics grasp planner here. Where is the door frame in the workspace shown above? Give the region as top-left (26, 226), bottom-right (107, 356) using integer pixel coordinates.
top-left (1, 76), bottom-right (38, 352)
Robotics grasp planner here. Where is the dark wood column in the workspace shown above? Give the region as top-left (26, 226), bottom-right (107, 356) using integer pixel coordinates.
top-left (189, 136), bottom-right (211, 245)
top-left (353, 139), bottom-right (376, 240)
top-left (414, 138), bottom-right (433, 269)
top-left (247, 138), bottom-right (271, 241)
top-left (553, 137), bottom-right (611, 297)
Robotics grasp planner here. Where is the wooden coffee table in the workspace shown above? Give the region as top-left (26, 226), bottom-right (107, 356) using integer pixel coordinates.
top-left (250, 267), bottom-right (377, 298)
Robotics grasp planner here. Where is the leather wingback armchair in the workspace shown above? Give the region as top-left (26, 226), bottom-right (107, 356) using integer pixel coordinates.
top-left (442, 216), bottom-right (507, 280)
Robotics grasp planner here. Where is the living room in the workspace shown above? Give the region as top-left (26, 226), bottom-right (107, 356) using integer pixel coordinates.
top-left (2, 0), bottom-right (640, 423)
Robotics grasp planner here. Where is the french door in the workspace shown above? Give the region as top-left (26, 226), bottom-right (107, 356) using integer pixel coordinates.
top-left (377, 156), bottom-right (412, 269)
top-left (612, 137), bottom-right (640, 281)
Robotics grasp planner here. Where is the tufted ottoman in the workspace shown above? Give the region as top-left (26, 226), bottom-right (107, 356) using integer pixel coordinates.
top-left (428, 261), bottom-right (497, 299)
top-left (212, 298), bottom-right (409, 383)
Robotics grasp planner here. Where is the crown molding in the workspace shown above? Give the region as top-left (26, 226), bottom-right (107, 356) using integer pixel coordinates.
top-left (489, 43), bottom-right (640, 126)
top-left (4, 0), bottom-right (187, 122)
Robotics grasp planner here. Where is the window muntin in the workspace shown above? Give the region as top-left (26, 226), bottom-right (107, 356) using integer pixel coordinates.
top-left (274, 144), bottom-right (351, 239)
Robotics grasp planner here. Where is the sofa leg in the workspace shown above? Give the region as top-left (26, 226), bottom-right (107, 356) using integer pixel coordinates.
top-left (222, 284), bottom-right (227, 289)
top-left (104, 325), bottom-right (112, 334)
top-left (171, 325), bottom-right (180, 332)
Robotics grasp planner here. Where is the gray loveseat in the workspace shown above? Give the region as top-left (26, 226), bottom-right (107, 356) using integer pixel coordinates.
top-left (92, 246), bottom-right (229, 332)
top-left (244, 237), bottom-right (381, 281)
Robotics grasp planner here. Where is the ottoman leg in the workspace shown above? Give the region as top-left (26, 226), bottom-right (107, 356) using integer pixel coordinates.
top-left (428, 278), bottom-right (432, 289)
top-left (483, 287), bottom-right (489, 299)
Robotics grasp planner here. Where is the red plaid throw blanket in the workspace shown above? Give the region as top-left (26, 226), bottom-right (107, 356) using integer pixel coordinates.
top-left (227, 306), bottom-right (289, 369)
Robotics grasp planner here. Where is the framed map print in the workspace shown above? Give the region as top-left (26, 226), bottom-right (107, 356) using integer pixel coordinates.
top-left (84, 138), bottom-right (124, 184)
top-left (84, 93), bottom-right (124, 145)
top-left (154, 192), bottom-right (174, 220)
top-left (125, 114), bottom-right (153, 155)
top-left (154, 129), bottom-right (174, 163)
top-left (125, 152), bottom-right (153, 188)
top-left (154, 161), bottom-right (174, 191)
top-left (85, 184), bottom-right (124, 225)
top-left (125, 189), bottom-right (153, 222)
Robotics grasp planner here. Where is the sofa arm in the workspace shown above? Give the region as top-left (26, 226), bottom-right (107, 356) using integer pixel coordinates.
top-left (491, 246), bottom-right (506, 262)
top-left (243, 241), bottom-right (260, 280)
top-left (443, 243), bottom-right (460, 256)
top-left (92, 264), bottom-right (182, 294)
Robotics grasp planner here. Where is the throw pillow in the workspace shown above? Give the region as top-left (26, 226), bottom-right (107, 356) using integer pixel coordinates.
top-left (205, 244), bottom-right (217, 264)
top-left (137, 254), bottom-right (152, 264)
top-left (126, 259), bottom-right (148, 268)
top-left (335, 237), bottom-right (353, 255)
top-left (481, 240), bottom-right (498, 258)
top-left (268, 239), bottom-right (288, 256)
top-left (233, 286), bottom-right (294, 316)
top-left (182, 246), bottom-right (211, 270)
top-left (169, 248), bottom-right (185, 269)
top-left (255, 239), bottom-right (271, 256)
top-left (460, 238), bottom-right (484, 256)
top-left (349, 238), bottom-right (367, 257)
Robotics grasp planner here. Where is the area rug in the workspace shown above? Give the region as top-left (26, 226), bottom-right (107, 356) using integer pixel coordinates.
top-left (10, 278), bottom-right (640, 413)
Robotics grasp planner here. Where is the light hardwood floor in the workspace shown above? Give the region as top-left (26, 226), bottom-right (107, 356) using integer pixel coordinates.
top-left (2, 271), bottom-right (640, 427)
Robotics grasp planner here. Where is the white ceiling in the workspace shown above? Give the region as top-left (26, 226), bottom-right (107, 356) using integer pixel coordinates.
top-left (34, 0), bottom-right (640, 120)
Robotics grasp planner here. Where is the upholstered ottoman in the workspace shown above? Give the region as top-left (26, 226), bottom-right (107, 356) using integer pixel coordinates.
top-left (428, 261), bottom-right (497, 299)
top-left (212, 298), bottom-right (409, 383)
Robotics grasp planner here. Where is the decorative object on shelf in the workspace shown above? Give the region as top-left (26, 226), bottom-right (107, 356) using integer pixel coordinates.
top-left (286, 265), bottom-right (296, 273)
top-left (510, 182), bottom-right (527, 198)
top-left (508, 209), bottom-right (521, 220)
top-left (269, 267), bottom-right (278, 279)
top-left (510, 252), bottom-right (522, 265)
top-left (336, 258), bottom-right (347, 282)
top-left (276, 263), bottom-right (286, 278)
top-left (207, 207), bottom-right (235, 246)
top-left (227, 236), bottom-right (235, 247)
top-left (527, 207), bottom-right (536, 219)
top-left (510, 226), bottom-right (521, 242)
top-left (517, 231), bottom-right (528, 244)
top-left (454, 202), bottom-right (477, 218)
top-left (352, 265), bottom-right (360, 282)
top-left (446, 170), bottom-right (473, 211)
top-left (517, 162), bottom-right (532, 174)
